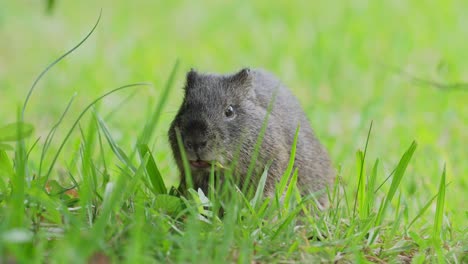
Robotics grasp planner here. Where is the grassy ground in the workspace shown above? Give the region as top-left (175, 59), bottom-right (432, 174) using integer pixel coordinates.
top-left (0, 1), bottom-right (467, 263)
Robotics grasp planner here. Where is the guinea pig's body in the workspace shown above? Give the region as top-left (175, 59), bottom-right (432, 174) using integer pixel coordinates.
top-left (168, 68), bottom-right (334, 206)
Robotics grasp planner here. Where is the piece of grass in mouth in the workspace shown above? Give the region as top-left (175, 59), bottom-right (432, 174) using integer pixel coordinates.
top-left (214, 161), bottom-right (229, 170)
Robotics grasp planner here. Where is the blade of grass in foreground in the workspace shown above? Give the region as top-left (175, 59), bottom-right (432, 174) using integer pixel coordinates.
top-left (138, 144), bottom-right (167, 195)
top-left (366, 159), bottom-right (379, 215)
top-left (432, 165), bottom-right (447, 264)
top-left (353, 121), bottom-right (372, 219)
top-left (175, 128), bottom-right (193, 190)
top-left (375, 140), bottom-right (417, 227)
top-left (0, 143), bottom-right (13, 151)
top-left (0, 150), bottom-right (14, 194)
top-left (77, 126), bottom-right (98, 226)
top-left (0, 122), bottom-right (34, 142)
top-left (250, 162), bottom-right (270, 209)
top-left (283, 168), bottom-right (299, 211)
top-left (11, 109), bottom-right (28, 228)
top-left (78, 115), bottom-right (102, 202)
top-left (275, 124), bottom-right (300, 215)
top-left (433, 165), bottom-right (446, 242)
top-left (277, 125), bottom-right (300, 194)
top-left (137, 60), bottom-right (179, 146)
top-left (407, 192), bottom-right (439, 229)
top-left (355, 150), bottom-right (366, 219)
top-left (96, 113), bottom-right (136, 172)
top-left (95, 117), bottom-right (109, 187)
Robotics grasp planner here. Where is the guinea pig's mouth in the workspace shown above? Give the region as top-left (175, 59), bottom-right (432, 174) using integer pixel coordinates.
top-left (189, 160), bottom-right (211, 169)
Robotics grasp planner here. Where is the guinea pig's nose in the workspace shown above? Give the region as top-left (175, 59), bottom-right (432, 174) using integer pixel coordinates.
top-left (184, 120), bottom-right (209, 153)
top-left (185, 138), bottom-right (207, 152)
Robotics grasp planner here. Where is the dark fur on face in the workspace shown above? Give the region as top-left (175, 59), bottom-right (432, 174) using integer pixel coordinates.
top-left (169, 69), bottom-right (255, 168)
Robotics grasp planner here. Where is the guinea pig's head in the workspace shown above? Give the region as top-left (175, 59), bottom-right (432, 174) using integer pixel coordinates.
top-left (169, 68), bottom-right (255, 171)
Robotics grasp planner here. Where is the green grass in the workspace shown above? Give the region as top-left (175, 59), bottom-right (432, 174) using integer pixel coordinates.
top-left (0, 1), bottom-right (467, 263)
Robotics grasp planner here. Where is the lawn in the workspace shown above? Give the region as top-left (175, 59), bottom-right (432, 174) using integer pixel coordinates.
top-left (0, 1), bottom-right (467, 263)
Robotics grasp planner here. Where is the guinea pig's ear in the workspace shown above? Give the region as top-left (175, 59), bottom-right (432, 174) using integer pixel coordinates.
top-left (230, 68), bottom-right (252, 86)
top-left (185, 68), bottom-right (198, 88)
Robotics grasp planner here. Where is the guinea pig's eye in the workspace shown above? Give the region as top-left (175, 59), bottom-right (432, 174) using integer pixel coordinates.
top-left (224, 105), bottom-right (235, 119)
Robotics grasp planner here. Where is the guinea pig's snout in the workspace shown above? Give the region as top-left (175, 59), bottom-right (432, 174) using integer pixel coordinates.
top-left (185, 138), bottom-right (207, 153)
top-left (183, 120), bottom-right (209, 153)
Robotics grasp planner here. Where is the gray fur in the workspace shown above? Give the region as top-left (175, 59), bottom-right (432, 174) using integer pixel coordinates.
top-left (168, 68), bottom-right (335, 205)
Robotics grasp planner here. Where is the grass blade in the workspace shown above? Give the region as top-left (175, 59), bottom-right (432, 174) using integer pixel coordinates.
top-left (277, 125), bottom-right (300, 198)
top-left (0, 150), bottom-right (14, 194)
top-left (375, 140), bottom-right (417, 227)
top-left (283, 168), bottom-right (299, 212)
top-left (433, 165), bottom-right (446, 242)
top-left (137, 60), bottom-right (179, 146)
top-left (0, 122), bottom-right (34, 142)
top-left (353, 121), bottom-right (372, 218)
top-left (356, 150), bottom-right (366, 219)
top-left (250, 162), bottom-right (270, 209)
top-left (175, 128), bottom-right (193, 190)
top-left (11, 109), bottom-right (27, 228)
top-left (95, 113), bottom-right (136, 172)
top-left (408, 193), bottom-right (438, 229)
top-left (138, 144), bottom-right (167, 195)
top-left (366, 159), bottom-right (379, 214)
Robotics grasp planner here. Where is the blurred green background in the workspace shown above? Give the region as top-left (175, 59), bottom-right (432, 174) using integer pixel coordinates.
top-left (0, 1), bottom-right (466, 227)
